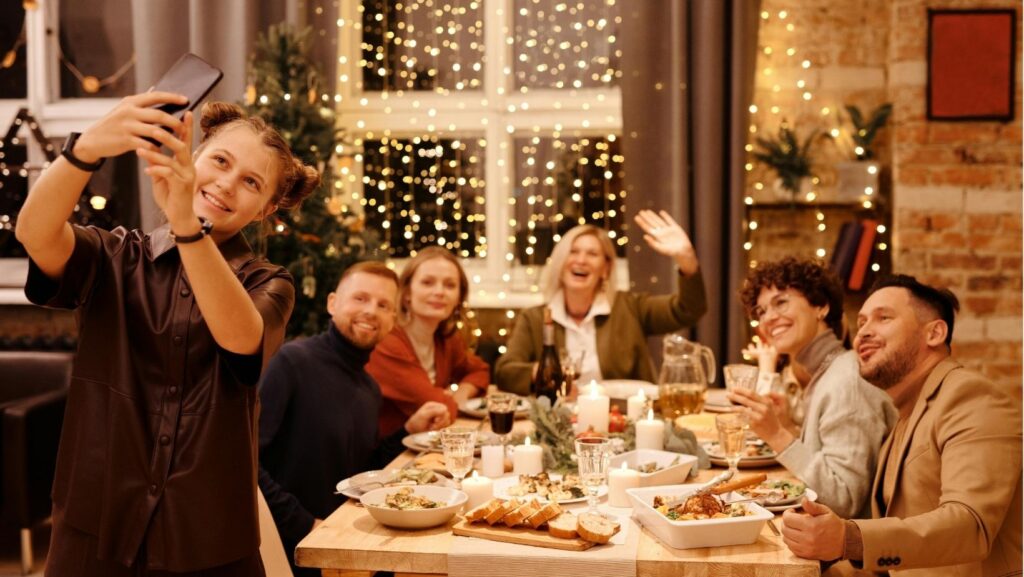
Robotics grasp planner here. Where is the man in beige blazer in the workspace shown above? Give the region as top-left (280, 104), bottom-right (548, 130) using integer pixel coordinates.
top-left (781, 275), bottom-right (1022, 576)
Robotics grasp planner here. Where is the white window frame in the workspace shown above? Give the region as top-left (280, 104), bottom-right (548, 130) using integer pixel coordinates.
top-left (335, 0), bottom-right (626, 309)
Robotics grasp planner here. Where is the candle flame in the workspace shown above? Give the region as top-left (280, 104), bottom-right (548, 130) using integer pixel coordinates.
top-left (647, 408), bottom-right (655, 421)
top-left (638, 388), bottom-right (646, 400)
top-left (620, 461), bottom-right (628, 470)
top-left (589, 381), bottom-right (599, 397)
top-left (525, 437), bottom-right (532, 446)
top-left (471, 470), bottom-right (479, 479)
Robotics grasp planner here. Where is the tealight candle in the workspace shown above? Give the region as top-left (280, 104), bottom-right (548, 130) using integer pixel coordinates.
top-left (608, 462), bottom-right (640, 507)
top-left (461, 471), bottom-right (494, 510)
top-left (513, 437), bottom-right (543, 476)
top-left (627, 387), bottom-right (647, 421)
top-left (635, 409), bottom-right (665, 451)
top-left (577, 382), bottom-right (610, 434)
top-left (481, 444), bottom-right (505, 478)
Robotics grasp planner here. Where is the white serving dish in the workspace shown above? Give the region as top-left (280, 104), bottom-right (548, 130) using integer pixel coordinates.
top-left (626, 484), bottom-right (773, 549)
top-left (601, 379), bottom-right (659, 400)
top-left (609, 450), bottom-right (697, 487)
top-left (360, 485), bottom-right (467, 529)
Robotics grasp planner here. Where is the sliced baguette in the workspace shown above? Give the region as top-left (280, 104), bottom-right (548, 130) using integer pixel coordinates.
top-left (503, 499), bottom-right (542, 527)
top-left (525, 501), bottom-right (563, 529)
top-left (464, 498), bottom-right (503, 523)
top-left (546, 512), bottom-right (579, 539)
top-left (577, 513), bottom-right (620, 544)
top-left (485, 498), bottom-right (521, 525)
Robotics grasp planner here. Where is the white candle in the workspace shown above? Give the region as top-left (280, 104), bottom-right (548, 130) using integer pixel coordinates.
top-left (481, 444), bottom-right (505, 478)
top-left (607, 462), bottom-right (640, 507)
top-left (513, 437), bottom-right (544, 476)
top-left (635, 409), bottom-right (665, 451)
top-left (577, 382), bottom-right (610, 434)
top-left (627, 387), bottom-right (647, 421)
top-left (461, 471), bottom-right (494, 510)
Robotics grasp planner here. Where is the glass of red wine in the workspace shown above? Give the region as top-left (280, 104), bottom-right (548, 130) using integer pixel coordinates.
top-left (487, 392), bottom-right (518, 448)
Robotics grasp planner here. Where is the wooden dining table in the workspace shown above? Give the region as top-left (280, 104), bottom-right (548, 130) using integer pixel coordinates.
top-left (295, 412), bottom-right (821, 577)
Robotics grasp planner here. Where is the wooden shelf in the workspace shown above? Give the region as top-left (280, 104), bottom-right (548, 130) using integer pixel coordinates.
top-left (747, 201), bottom-right (876, 211)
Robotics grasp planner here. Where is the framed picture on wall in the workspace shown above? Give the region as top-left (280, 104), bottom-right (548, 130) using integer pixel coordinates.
top-left (927, 8), bottom-right (1016, 122)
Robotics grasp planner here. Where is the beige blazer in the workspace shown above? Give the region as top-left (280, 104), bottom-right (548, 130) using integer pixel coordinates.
top-left (853, 359), bottom-right (1022, 577)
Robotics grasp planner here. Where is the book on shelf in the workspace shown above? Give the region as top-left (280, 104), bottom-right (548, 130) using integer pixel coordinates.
top-left (829, 221), bottom-right (863, 285)
top-left (848, 219), bottom-right (879, 292)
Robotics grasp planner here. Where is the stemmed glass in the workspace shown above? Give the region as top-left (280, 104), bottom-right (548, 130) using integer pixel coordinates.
top-left (559, 349), bottom-right (585, 399)
top-left (441, 426), bottom-right (476, 489)
top-left (574, 436), bottom-right (611, 516)
top-left (487, 392), bottom-right (517, 448)
top-left (715, 413), bottom-right (745, 475)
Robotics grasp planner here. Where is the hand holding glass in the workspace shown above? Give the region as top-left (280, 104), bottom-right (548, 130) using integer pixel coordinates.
top-left (441, 426), bottom-right (476, 489)
top-left (575, 436), bottom-right (611, 516)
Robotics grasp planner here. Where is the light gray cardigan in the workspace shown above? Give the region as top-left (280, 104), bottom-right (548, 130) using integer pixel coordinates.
top-left (775, 332), bottom-right (897, 519)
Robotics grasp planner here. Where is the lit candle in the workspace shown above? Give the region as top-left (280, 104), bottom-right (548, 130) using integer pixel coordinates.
top-left (481, 444), bottom-right (505, 478)
top-left (461, 471), bottom-right (494, 511)
top-left (627, 387), bottom-right (647, 421)
top-left (635, 409), bottom-right (665, 451)
top-left (513, 437), bottom-right (544, 476)
top-left (576, 383), bottom-right (610, 434)
top-left (607, 462), bottom-right (640, 507)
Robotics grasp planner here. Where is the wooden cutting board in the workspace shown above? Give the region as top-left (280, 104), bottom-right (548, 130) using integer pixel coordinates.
top-left (451, 519), bottom-right (594, 551)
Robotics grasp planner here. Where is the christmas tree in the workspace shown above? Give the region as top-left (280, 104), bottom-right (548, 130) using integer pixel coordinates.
top-left (244, 24), bottom-right (366, 338)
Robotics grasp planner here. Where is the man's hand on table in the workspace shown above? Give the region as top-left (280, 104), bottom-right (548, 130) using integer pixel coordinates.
top-left (781, 498), bottom-right (846, 561)
top-left (405, 401), bottom-right (452, 433)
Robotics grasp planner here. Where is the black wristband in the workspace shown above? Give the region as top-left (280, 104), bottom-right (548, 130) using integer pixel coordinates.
top-left (61, 132), bottom-right (105, 172)
top-left (170, 217), bottom-right (213, 244)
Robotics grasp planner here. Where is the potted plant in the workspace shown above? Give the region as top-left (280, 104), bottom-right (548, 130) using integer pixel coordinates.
top-left (835, 103), bottom-right (892, 202)
top-left (751, 124), bottom-right (819, 201)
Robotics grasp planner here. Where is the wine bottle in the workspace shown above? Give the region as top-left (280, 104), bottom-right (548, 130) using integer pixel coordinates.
top-left (531, 307), bottom-right (563, 404)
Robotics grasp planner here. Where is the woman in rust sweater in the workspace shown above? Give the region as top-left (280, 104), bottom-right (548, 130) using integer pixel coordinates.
top-left (367, 246), bottom-right (490, 438)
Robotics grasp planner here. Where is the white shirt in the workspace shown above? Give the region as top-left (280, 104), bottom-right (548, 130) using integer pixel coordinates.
top-left (549, 289), bottom-right (612, 384)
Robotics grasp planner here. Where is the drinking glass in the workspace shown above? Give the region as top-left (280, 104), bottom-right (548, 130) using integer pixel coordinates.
top-left (441, 426), bottom-right (476, 489)
top-left (723, 364), bottom-right (759, 395)
top-left (574, 436), bottom-right (611, 516)
top-left (559, 349), bottom-right (585, 399)
top-left (487, 392), bottom-right (517, 447)
top-left (715, 413), bottom-right (745, 475)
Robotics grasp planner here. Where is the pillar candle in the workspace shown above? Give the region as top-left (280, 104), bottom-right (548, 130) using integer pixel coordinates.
top-left (481, 444), bottom-right (505, 478)
top-left (461, 471), bottom-right (494, 510)
top-left (577, 383), bottom-right (610, 434)
top-left (607, 462), bottom-right (640, 507)
top-left (626, 387), bottom-right (647, 421)
top-left (513, 437), bottom-right (543, 475)
top-left (635, 409), bottom-right (665, 451)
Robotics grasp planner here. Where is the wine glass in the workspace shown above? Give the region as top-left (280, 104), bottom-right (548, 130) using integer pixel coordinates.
top-left (715, 413), bottom-right (745, 475)
top-left (487, 392), bottom-right (517, 447)
top-left (559, 349), bottom-right (585, 399)
top-left (574, 436), bottom-right (611, 516)
top-left (441, 426), bottom-right (476, 489)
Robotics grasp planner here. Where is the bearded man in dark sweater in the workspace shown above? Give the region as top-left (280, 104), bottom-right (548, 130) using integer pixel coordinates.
top-left (257, 262), bottom-right (451, 576)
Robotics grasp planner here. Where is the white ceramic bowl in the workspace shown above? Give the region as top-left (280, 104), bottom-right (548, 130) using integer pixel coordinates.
top-left (360, 485), bottom-right (467, 529)
top-left (609, 450), bottom-right (697, 487)
top-left (626, 484), bottom-right (773, 549)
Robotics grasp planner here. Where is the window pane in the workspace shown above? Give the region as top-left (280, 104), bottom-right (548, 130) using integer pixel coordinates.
top-left (361, 136), bottom-right (486, 258)
top-left (0, 2), bottom-right (27, 99)
top-left (361, 0), bottom-right (484, 92)
top-left (59, 0), bottom-right (135, 98)
top-left (513, 0), bottom-right (622, 90)
top-left (510, 134), bottom-right (625, 265)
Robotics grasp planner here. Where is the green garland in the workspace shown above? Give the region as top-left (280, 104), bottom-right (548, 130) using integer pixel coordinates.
top-left (526, 397), bottom-right (635, 474)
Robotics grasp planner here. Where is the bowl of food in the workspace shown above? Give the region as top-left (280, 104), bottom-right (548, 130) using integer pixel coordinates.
top-left (626, 484), bottom-right (773, 549)
top-left (360, 485), bottom-right (467, 529)
top-left (335, 467), bottom-right (454, 499)
top-left (609, 450), bottom-right (697, 487)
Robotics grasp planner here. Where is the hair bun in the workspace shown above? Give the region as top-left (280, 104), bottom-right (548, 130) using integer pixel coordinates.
top-left (278, 161), bottom-right (321, 210)
top-left (199, 102), bottom-right (247, 141)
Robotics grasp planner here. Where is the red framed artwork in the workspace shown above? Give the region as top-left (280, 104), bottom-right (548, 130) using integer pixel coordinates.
top-left (927, 8), bottom-right (1017, 122)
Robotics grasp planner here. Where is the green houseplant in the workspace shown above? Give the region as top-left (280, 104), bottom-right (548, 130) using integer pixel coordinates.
top-left (844, 103), bottom-right (892, 161)
top-left (751, 125), bottom-right (819, 198)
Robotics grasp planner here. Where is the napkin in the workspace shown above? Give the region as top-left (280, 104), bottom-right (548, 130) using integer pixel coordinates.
top-left (665, 423), bottom-right (710, 473)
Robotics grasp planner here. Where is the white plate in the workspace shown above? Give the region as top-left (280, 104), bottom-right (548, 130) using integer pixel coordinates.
top-left (458, 396), bottom-right (530, 419)
top-left (492, 473), bottom-right (608, 504)
top-left (601, 379), bottom-right (659, 400)
top-left (763, 488), bottom-right (817, 512)
top-left (335, 468), bottom-right (455, 499)
top-left (702, 441), bottom-right (778, 468)
top-left (401, 431), bottom-right (489, 455)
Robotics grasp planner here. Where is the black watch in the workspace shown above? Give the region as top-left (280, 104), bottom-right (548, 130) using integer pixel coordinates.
top-left (61, 132), bottom-right (105, 172)
top-left (170, 217), bottom-right (213, 244)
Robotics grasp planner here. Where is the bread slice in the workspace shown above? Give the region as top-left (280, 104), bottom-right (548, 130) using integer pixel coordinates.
top-left (577, 513), bottom-right (620, 544)
top-left (546, 512), bottom-right (579, 539)
top-left (526, 501), bottom-right (563, 529)
top-left (464, 498), bottom-right (503, 523)
top-left (503, 499), bottom-right (542, 527)
top-left (485, 498), bottom-right (521, 525)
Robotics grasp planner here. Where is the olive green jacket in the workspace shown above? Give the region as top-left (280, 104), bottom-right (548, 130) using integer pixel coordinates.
top-left (494, 270), bottom-right (707, 395)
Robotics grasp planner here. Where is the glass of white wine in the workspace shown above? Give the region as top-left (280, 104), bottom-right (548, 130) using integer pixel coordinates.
top-left (441, 426), bottom-right (476, 489)
top-left (575, 436), bottom-right (611, 517)
top-left (715, 413), bottom-right (746, 474)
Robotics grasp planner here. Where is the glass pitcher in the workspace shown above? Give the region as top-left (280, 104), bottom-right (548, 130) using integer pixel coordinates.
top-left (662, 333), bottom-right (717, 385)
top-left (658, 354), bottom-right (708, 419)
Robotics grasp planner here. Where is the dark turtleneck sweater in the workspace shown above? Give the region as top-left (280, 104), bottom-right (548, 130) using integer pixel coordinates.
top-left (257, 324), bottom-right (383, 549)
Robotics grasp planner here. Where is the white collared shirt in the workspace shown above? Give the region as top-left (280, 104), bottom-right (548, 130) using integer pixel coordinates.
top-left (549, 289), bottom-right (611, 384)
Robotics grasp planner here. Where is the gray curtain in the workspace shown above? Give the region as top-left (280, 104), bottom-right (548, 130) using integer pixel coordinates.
top-left (621, 0), bottom-right (761, 375)
top-left (131, 0), bottom-right (299, 231)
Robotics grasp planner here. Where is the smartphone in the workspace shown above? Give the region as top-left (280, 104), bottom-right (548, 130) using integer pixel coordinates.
top-left (145, 53), bottom-right (223, 145)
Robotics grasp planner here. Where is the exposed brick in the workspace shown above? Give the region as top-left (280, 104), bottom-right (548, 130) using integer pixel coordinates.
top-left (894, 248), bottom-right (928, 271)
top-left (928, 124), bottom-right (1000, 144)
top-left (931, 253), bottom-right (998, 270)
top-left (987, 317), bottom-right (1024, 342)
top-left (967, 233), bottom-right (1023, 253)
top-left (1002, 216), bottom-right (1022, 234)
top-left (967, 274), bottom-right (1019, 292)
top-left (893, 124), bottom-right (928, 145)
top-left (899, 212), bottom-right (961, 231)
top-left (964, 296), bottom-right (998, 315)
top-left (993, 295), bottom-right (1024, 316)
top-left (965, 189), bottom-right (1023, 214)
top-left (953, 341), bottom-right (1023, 362)
top-left (895, 186), bottom-right (964, 211)
top-left (914, 271), bottom-right (965, 290)
top-left (980, 363), bottom-right (1023, 381)
top-left (935, 166), bottom-right (1010, 188)
top-left (894, 167), bottom-right (929, 186)
top-left (1000, 256), bottom-right (1023, 270)
top-left (954, 316), bottom-right (986, 343)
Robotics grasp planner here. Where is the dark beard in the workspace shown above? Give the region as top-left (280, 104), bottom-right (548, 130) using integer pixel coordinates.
top-left (860, 339), bottom-right (918, 390)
